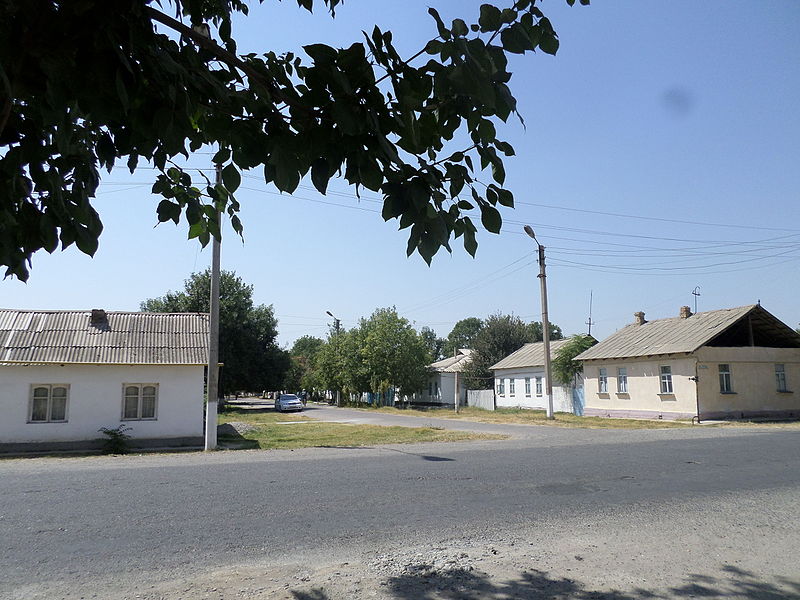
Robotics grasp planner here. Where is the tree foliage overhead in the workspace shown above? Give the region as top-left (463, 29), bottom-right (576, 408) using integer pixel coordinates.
top-left (0, 0), bottom-right (586, 280)
top-left (140, 269), bottom-right (289, 395)
top-left (551, 334), bottom-right (596, 386)
top-left (420, 326), bottom-right (445, 362)
top-left (462, 312), bottom-right (562, 389)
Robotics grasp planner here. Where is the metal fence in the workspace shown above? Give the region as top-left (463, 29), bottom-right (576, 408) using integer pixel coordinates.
top-left (466, 389), bottom-right (495, 410)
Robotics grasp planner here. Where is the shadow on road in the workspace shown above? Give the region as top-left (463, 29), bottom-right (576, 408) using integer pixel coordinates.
top-left (290, 565), bottom-right (800, 600)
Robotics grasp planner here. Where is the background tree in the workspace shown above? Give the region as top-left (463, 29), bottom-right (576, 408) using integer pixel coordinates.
top-left (552, 335), bottom-right (597, 386)
top-left (443, 317), bottom-right (484, 356)
top-left (141, 269), bottom-right (289, 395)
top-left (463, 313), bottom-right (562, 389)
top-left (420, 326), bottom-right (445, 362)
top-left (1, 0), bottom-right (586, 280)
top-left (285, 335), bottom-right (324, 392)
top-left (360, 308), bottom-right (431, 398)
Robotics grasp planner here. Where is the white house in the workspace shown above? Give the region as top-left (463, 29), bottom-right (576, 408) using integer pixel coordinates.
top-left (490, 339), bottom-right (579, 413)
top-left (418, 349), bottom-right (473, 407)
top-left (0, 309), bottom-right (209, 452)
top-left (576, 305), bottom-right (800, 421)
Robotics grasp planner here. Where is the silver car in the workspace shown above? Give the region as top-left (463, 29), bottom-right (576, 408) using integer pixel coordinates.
top-left (275, 394), bottom-right (304, 412)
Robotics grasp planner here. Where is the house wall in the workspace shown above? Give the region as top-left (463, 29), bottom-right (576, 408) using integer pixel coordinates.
top-left (694, 346), bottom-right (800, 419)
top-left (582, 356), bottom-right (698, 419)
top-left (493, 367), bottom-right (574, 413)
top-left (0, 364), bottom-right (205, 447)
top-left (419, 372), bottom-right (466, 406)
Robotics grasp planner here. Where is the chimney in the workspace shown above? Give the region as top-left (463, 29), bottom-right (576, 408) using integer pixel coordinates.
top-left (90, 309), bottom-right (107, 325)
top-left (633, 311), bottom-right (646, 326)
top-left (679, 306), bottom-right (692, 319)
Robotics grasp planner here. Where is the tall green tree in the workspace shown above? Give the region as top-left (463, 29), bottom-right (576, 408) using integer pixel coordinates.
top-left (443, 317), bottom-right (484, 356)
top-left (1, 0), bottom-right (586, 280)
top-left (360, 308), bottom-right (431, 398)
top-left (420, 326), bottom-right (445, 362)
top-left (141, 269), bottom-right (289, 395)
top-left (463, 313), bottom-right (562, 389)
top-left (285, 335), bottom-right (324, 391)
top-left (552, 335), bottom-right (597, 386)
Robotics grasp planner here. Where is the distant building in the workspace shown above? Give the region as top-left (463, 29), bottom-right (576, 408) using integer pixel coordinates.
top-left (491, 339), bottom-right (581, 413)
top-left (418, 349), bottom-right (473, 407)
top-left (576, 305), bottom-right (800, 420)
top-left (0, 309), bottom-right (209, 452)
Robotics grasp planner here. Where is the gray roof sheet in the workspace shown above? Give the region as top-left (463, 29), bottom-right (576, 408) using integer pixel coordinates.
top-left (0, 309), bottom-right (209, 365)
top-left (575, 305), bottom-right (797, 361)
top-left (430, 349), bottom-right (473, 373)
top-left (490, 339), bottom-right (573, 371)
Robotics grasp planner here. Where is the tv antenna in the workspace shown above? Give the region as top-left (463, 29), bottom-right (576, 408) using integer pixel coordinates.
top-left (692, 286), bottom-right (701, 314)
top-left (586, 290), bottom-right (595, 336)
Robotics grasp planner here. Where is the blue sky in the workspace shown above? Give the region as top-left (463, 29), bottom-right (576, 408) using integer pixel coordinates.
top-left (4, 0), bottom-right (800, 347)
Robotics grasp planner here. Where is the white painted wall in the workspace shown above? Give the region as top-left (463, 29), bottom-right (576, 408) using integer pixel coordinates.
top-left (423, 372), bottom-right (466, 406)
top-left (493, 367), bottom-right (575, 413)
top-left (0, 364), bottom-right (205, 443)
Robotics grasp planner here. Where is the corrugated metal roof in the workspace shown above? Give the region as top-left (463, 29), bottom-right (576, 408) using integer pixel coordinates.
top-left (575, 305), bottom-right (798, 361)
top-left (0, 309), bottom-right (209, 365)
top-left (430, 349), bottom-right (473, 373)
top-left (490, 339), bottom-right (573, 370)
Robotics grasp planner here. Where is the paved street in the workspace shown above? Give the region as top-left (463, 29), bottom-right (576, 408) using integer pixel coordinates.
top-left (1, 418), bottom-right (799, 599)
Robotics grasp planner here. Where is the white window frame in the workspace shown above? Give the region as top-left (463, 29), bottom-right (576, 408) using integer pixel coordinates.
top-left (776, 364), bottom-right (788, 392)
top-left (509, 378), bottom-right (515, 395)
top-left (617, 368), bottom-right (628, 394)
top-left (535, 377), bottom-right (543, 396)
top-left (28, 384), bottom-right (70, 423)
top-left (121, 383), bottom-right (159, 421)
top-left (496, 378), bottom-right (504, 396)
top-left (660, 366), bottom-right (673, 394)
top-left (598, 368), bottom-right (608, 393)
top-left (718, 364), bottom-right (733, 393)
top-left (524, 377), bottom-right (531, 396)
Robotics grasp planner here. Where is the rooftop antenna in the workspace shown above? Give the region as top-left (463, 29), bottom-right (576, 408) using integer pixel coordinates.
top-left (586, 290), bottom-right (595, 336)
top-left (691, 286), bottom-right (701, 314)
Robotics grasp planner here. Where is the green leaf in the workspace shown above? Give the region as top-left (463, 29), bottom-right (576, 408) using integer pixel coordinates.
top-left (497, 188), bottom-right (514, 208)
top-left (222, 164), bottom-right (241, 193)
top-left (428, 7), bottom-right (450, 39)
top-left (212, 147), bottom-right (231, 164)
top-left (478, 4), bottom-right (502, 32)
top-left (480, 203), bottom-right (502, 233)
top-left (451, 18), bottom-right (468, 37)
top-left (311, 158), bottom-right (330, 194)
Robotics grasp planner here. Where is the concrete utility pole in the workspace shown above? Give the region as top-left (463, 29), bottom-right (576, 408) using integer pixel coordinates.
top-left (205, 163), bottom-right (222, 451)
top-left (453, 348), bottom-right (460, 414)
top-left (524, 225), bottom-right (554, 420)
top-left (326, 310), bottom-right (342, 407)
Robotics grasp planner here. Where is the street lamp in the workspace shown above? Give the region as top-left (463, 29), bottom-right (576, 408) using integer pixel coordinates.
top-left (524, 225), bottom-right (555, 420)
top-left (326, 310), bottom-right (342, 407)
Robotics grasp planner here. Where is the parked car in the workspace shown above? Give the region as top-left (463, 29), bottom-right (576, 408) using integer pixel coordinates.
top-left (275, 394), bottom-right (304, 412)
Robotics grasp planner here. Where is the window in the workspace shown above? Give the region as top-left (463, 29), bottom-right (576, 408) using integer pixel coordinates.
top-left (617, 368), bottom-right (628, 393)
top-left (535, 377), bottom-right (542, 396)
top-left (598, 368), bottom-right (608, 393)
top-left (122, 384), bottom-right (158, 420)
top-left (496, 378), bottom-right (504, 395)
top-left (660, 366), bottom-right (673, 394)
top-left (509, 379), bottom-right (515, 395)
top-left (29, 384), bottom-right (69, 423)
top-left (718, 364), bottom-right (732, 393)
top-left (776, 364), bottom-right (788, 392)
top-left (428, 381), bottom-right (433, 395)
top-left (525, 378), bottom-right (531, 396)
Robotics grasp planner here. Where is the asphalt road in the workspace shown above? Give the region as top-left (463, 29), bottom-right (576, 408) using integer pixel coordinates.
top-left (1, 414), bottom-right (799, 599)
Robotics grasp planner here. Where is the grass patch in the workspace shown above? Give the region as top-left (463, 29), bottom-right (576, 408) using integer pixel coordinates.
top-left (217, 407), bottom-right (503, 450)
top-left (365, 406), bottom-right (697, 429)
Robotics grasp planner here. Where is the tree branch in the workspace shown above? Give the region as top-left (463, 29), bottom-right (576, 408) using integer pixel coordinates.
top-left (144, 7), bottom-right (312, 115)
